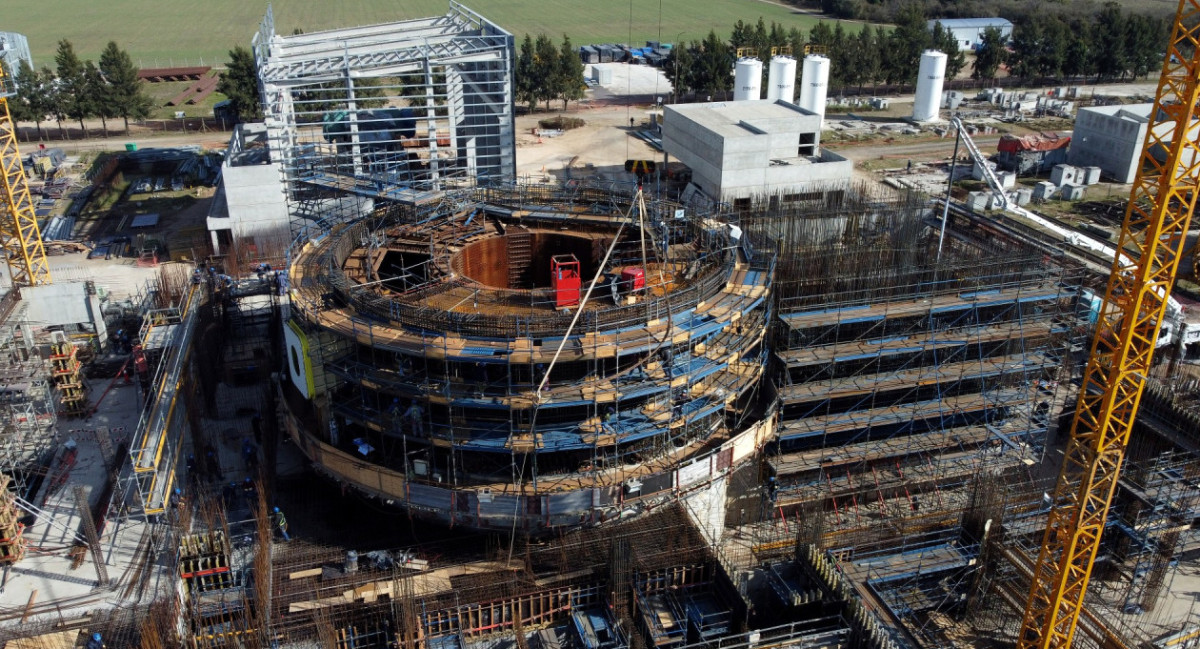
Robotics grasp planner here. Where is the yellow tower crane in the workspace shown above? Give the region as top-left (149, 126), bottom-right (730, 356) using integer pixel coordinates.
top-left (1017, 1), bottom-right (1200, 648)
top-left (0, 63), bottom-right (51, 287)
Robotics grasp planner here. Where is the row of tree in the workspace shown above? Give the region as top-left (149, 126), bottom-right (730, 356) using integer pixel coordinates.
top-left (8, 40), bottom-right (154, 139)
top-left (665, 2), bottom-right (1165, 101)
top-left (996, 5), bottom-right (1164, 82)
top-left (665, 10), bottom-right (965, 99)
top-left (515, 34), bottom-right (586, 112)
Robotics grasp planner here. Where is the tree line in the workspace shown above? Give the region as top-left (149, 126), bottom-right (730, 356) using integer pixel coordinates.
top-left (991, 4), bottom-right (1165, 83)
top-left (664, 1), bottom-right (1164, 102)
top-left (665, 10), bottom-right (966, 100)
top-left (8, 39), bottom-right (154, 140)
top-left (514, 34), bottom-right (586, 112)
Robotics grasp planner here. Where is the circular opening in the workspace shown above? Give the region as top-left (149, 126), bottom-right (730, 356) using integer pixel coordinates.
top-left (454, 232), bottom-right (601, 290)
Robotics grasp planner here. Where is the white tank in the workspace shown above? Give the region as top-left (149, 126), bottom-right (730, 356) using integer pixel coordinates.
top-left (733, 57), bottom-right (763, 101)
top-left (912, 50), bottom-right (948, 122)
top-left (798, 54), bottom-right (829, 119)
top-left (766, 55), bottom-right (797, 103)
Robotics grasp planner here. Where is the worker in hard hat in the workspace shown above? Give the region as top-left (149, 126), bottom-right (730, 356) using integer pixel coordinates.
top-left (273, 506), bottom-right (290, 541)
top-left (86, 633), bottom-right (106, 649)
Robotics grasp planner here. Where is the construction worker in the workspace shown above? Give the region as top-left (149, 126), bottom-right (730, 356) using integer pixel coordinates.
top-left (404, 401), bottom-right (424, 437)
top-left (273, 506), bottom-right (290, 541)
top-left (86, 633), bottom-right (106, 649)
top-left (241, 438), bottom-right (258, 472)
top-left (204, 444), bottom-right (222, 482)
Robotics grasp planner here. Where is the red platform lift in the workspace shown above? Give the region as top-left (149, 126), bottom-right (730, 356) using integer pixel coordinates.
top-left (552, 255), bottom-right (581, 308)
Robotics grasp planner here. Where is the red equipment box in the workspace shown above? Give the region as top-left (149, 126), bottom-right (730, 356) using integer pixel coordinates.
top-left (552, 255), bottom-right (581, 308)
top-left (621, 267), bottom-right (645, 292)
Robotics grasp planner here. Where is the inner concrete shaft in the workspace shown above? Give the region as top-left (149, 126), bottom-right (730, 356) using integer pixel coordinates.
top-left (454, 232), bottom-right (602, 289)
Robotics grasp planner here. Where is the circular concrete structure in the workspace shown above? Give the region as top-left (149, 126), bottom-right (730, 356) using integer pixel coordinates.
top-left (282, 186), bottom-right (774, 532)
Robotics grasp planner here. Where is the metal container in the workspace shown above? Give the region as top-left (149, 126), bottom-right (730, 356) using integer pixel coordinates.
top-left (766, 55), bottom-right (797, 103)
top-left (912, 50), bottom-right (947, 122)
top-left (798, 55), bottom-right (829, 119)
top-left (733, 57), bottom-right (763, 101)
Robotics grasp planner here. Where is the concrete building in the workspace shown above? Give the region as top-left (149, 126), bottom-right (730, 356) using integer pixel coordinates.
top-left (205, 123), bottom-right (289, 254)
top-left (661, 99), bottom-right (851, 205)
top-left (1068, 104), bottom-right (1152, 184)
top-left (928, 18), bottom-right (1013, 51)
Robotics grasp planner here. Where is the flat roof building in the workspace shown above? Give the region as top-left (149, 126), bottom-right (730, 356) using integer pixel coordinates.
top-left (1068, 104), bottom-right (1152, 184)
top-left (928, 17), bottom-right (1013, 51)
top-left (661, 99), bottom-right (851, 205)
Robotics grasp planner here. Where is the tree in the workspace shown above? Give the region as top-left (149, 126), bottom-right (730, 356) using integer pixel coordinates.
top-left (930, 22), bottom-right (966, 80)
top-left (694, 31), bottom-right (732, 100)
top-left (856, 25), bottom-right (880, 91)
top-left (44, 66), bottom-right (68, 140)
top-left (99, 41), bottom-right (153, 131)
top-left (55, 39), bottom-right (91, 137)
top-left (1091, 3), bottom-right (1128, 80)
top-left (533, 34), bottom-right (559, 109)
top-left (887, 4), bottom-right (929, 86)
top-left (971, 26), bottom-right (1007, 82)
top-left (84, 61), bottom-right (114, 138)
top-left (515, 35), bottom-right (538, 111)
top-left (216, 46), bottom-right (261, 121)
top-left (665, 42), bottom-right (697, 100)
top-left (1062, 29), bottom-right (1091, 80)
top-left (555, 36), bottom-right (585, 110)
top-left (10, 60), bottom-right (52, 139)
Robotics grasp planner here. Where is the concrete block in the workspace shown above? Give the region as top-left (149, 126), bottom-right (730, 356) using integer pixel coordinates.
top-left (966, 191), bottom-right (991, 212)
top-left (1013, 187), bottom-right (1033, 206)
top-left (995, 170), bottom-right (1017, 189)
top-left (1050, 164), bottom-right (1080, 186)
top-left (1083, 166), bottom-right (1102, 185)
top-left (1060, 183), bottom-right (1085, 200)
top-left (1033, 181), bottom-right (1057, 200)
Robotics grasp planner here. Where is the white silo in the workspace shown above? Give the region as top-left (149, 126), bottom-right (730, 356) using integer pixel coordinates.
top-left (766, 55), bottom-right (797, 103)
top-left (912, 50), bottom-right (948, 122)
top-left (733, 57), bottom-right (763, 101)
top-left (797, 54), bottom-right (829, 119)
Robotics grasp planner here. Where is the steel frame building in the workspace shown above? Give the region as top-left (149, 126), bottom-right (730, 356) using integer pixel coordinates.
top-left (254, 2), bottom-right (517, 235)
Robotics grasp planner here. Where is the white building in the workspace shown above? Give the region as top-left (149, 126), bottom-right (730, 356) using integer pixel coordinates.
top-left (1068, 104), bottom-right (1152, 184)
top-left (661, 100), bottom-right (851, 205)
top-left (928, 18), bottom-right (1013, 51)
top-left (206, 123), bottom-right (289, 254)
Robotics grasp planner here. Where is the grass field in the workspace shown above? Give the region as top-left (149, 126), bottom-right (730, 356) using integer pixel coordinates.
top-left (8, 0), bottom-right (835, 68)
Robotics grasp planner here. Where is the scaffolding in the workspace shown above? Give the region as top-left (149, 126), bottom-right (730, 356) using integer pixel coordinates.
top-left (254, 1), bottom-right (517, 236)
top-left (49, 331), bottom-right (88, 418)
top-left (736, 191), bottom-right (1083, 538)
top-left (0, 316), bottom-right (56, 500)
top-left (282, 182), bottom-right (773, 531)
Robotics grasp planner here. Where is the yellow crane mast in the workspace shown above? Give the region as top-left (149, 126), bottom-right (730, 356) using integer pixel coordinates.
top-left (0, 64), bottom-right (51, 287)
top-left (1017, 1), bottom-right (1200, 648)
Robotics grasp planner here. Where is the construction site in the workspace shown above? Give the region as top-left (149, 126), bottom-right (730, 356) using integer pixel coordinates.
top-left (0, 3), bottom-right (1197, 649)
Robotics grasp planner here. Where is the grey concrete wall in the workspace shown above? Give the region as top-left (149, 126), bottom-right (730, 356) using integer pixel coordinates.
top-left (206, 161), bottom-right (289, 240)
top-left (662, 108), bottom-right (726, 195)
top-left (1068, 108), bottom-right (1147, 184)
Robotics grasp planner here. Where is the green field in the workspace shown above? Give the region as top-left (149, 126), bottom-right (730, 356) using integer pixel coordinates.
top-left (8, 0), bottom-right (834, 68)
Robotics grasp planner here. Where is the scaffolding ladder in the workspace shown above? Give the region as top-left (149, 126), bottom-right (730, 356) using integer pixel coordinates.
top-left (49, 332), bottom-right (88, 418)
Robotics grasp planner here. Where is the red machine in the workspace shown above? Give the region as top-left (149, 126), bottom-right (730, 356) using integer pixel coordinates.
top-left (551, 255), bottom-right (581, 308)
top-left (621, 267), bottom-right (645, 292)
